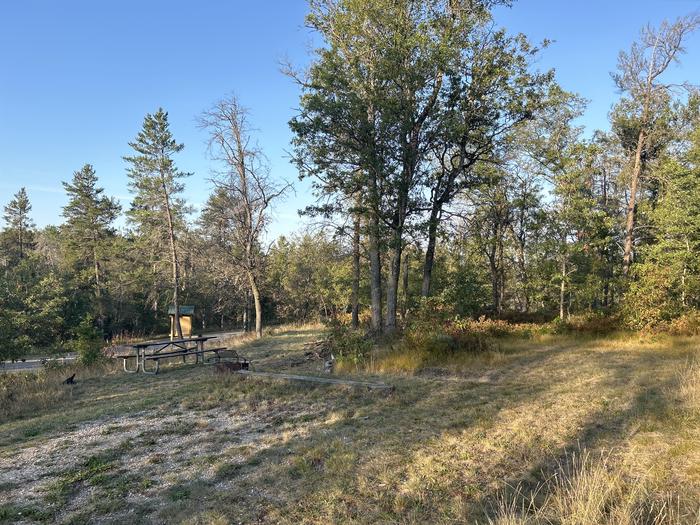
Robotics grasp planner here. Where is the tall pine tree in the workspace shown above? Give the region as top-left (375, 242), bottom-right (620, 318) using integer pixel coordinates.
top-left (124, 109), bottom-right (190, 338)
top-left (2, 187), bottom-right (35, 264)
top-left (62, 164), bottom-right (121, 327)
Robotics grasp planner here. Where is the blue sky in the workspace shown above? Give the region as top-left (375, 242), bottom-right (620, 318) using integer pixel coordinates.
top-left (1, 0), bottom-right (699, 238)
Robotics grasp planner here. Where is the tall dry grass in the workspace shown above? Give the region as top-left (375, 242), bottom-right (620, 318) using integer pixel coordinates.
top-left (677, 360), bottom-right (700, 409)
top-left (0, 362), bottom-right (119, 422)
top-left (486, 449), bottom-right (699, 525)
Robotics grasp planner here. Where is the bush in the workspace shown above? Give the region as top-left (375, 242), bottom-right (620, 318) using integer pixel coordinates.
top-left (447, 329), bottom-right (498, 354)
top-left (451, 316), bottom-right (538, 339)
top-left (404, 313), bottom-right (499, 357)
top-left (326, 324), bottom-right (374, 367)
top-left (544, 312), bottom-right (621, 336)
top-left (72, 316), bottom-right (104, 366)
top-left (664, 311), bottom-right (700, 336)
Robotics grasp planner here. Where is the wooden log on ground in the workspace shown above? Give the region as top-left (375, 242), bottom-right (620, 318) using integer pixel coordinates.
top-left (234, 369), bottom-right (393, 391)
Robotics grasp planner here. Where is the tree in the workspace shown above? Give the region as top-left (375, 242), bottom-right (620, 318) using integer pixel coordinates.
top-left (464, 168), bottom-right (512, 315)
top-left (197, 194), bottom-right (248, 330)
top-left (267, 232), bottom-right (352, 323)
top-left (519, 90), bottom-right (589, 319)
top-left (612, 13), bottom-right (700, 276)
top-left (291, 0), bottom-right (523, 333)
top-left (61, 164), bottom-right (121, 327)
top-left (2, 187), bottom-right (35, 263)
top-left (124, 108), bottom-right (190, 338)
top-left (506, 169), bottom-right (546, 313)
top-left (420, 28), bottom-right (554, 298)
top-left (626, 113), bottom-right (700, 327)
top-left (199, 95), bottom-right (288, 338)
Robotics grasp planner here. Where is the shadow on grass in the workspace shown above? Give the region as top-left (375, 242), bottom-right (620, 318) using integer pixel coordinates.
top-left (2, 331), bottom-right (697, 523)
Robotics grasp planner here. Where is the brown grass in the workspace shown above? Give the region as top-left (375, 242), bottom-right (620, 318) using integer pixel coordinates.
top-left (487, 449), bottom-right (699, 524)
top-left (0, 361), bottom-right (120, 421)
top-left (1, 326), bottom-right (699, 524)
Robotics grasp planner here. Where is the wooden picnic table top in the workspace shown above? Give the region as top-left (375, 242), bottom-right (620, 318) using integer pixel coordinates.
top-left (125, 335), bottom-right (217, 349)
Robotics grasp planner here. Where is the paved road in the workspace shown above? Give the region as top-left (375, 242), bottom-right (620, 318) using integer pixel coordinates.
top-left (0, 330), bottom-right (243, 373)
top-left (0, 354), bottom-right (77, 373)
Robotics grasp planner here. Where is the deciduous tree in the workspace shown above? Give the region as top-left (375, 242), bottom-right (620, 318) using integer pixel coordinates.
top-left (199, 95), bottom-right (288, 338)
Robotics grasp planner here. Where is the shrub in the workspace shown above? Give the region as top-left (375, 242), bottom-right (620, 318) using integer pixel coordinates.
top-left (326, 324), bottom-right (374, 367)
top-left (621, 260), bottom-right (689, 332)
top-left (543, 312), bottom-right (621, 336)
top-left (403, 314), bottom-right (499, 357)
top-left (665, 311), bottom-right (700, 336)
top-left (73, 316), bottom-right (104, 366)
top-left (451, 316), bottom-right (538, 339)
top-left (448, 329), bottom-right (498, 354)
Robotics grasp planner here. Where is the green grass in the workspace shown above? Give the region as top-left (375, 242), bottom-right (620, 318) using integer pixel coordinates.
top-left (0, 325), bottom-right (699, 524)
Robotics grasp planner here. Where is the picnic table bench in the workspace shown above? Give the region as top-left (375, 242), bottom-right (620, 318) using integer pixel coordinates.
top-left (120, 336), bottom-right (229, 375)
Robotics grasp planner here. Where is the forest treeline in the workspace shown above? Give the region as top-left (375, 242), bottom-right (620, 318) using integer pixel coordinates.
top-left (2, 0), bottom-right (700, 358)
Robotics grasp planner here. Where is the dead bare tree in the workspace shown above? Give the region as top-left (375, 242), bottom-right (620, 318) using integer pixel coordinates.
top-left (199, 95), bottom-right (289, 338)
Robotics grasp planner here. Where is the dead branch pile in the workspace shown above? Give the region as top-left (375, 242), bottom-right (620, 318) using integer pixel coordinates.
top-left (301, 339), bottom-right (332, 360)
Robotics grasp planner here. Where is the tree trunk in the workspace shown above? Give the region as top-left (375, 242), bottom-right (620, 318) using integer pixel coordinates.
top-left (248, 272), bottom-right (263, 339)
top-left (351, 212), bottom-right (361, 329)
top-left (93, 245), bottom-right (101, 294)
top-left (489, 257), bottom-right (500, 315)
top-left (385, 188), bottom-right (408, 334)
top-left (18, 225), bottom-right (24, 259)
top-left (92, 243), bottom-right (104, 329)
top-left (497, 227), bottom-right (505, 315)
top-left (421, 203), bottom-right (440, 297)
top-left (559, 257), bottom-right (567, 320)
top-left (368, 223), bottom-right (383, 334)
top-left (161, 182), bottom-right (182, 339)
top-left (243, 290), bottom-right (250, 332)
top-left (401, 247), bottom-right (409, 320)
top-left (682, 238), bottom-right (690, 307)
top-left (385, 242), bottom-right (402, 334)
top-left (622, 128), bottom-right (646, 276)
top-left (367, 169), bottom-right (383, 333)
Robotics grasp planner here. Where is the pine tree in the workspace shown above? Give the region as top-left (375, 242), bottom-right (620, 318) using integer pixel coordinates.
top-left (62, 164), bottom-right (121, 326)
top-left (124, 108), bottom-right (190, 338)
top-left (2, 187), bottom-right (35, 263)
top-left (626, 119), bottom-right (700, 327)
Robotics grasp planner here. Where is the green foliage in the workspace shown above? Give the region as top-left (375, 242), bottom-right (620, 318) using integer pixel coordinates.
top-left (326, 323), bottom-right (374, 367)
top-left (268, 233), bottom-right (353, 323)
top-left (0, 187), bottom-right (35, 264)
top-left (0, 255), bottom-right (68, 360)
top-left (624, 124), bottom-right (700, 330)
top-left (61, 164), bottom-right (121, 328)
top-left (73, 316), bottom-right (104, 365)
top-left (2, 8), bottom-right (700, 359)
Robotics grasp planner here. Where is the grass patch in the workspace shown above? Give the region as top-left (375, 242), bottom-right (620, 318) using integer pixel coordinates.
top-left (44, 452), bottom-right (117, 505)
top-left (0, 503), bottom-right (53, 523)
top-left (1, 326), bottom-right (699, 524)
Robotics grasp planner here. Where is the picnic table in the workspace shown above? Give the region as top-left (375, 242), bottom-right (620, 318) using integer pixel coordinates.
top-left (120, 336), bottom-right (226, 375)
